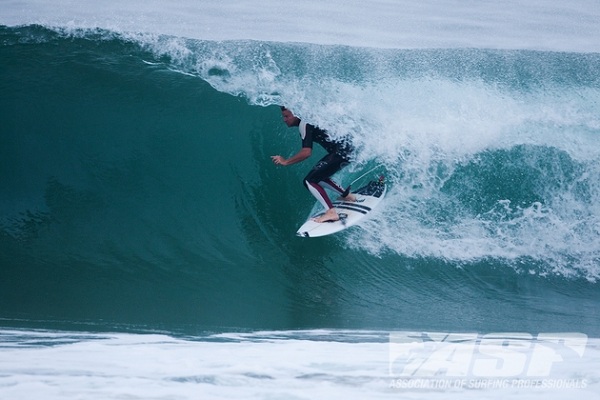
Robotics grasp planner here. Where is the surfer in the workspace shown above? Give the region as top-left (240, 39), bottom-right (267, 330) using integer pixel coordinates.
top-left (271, 106), bottom-right (356, 223)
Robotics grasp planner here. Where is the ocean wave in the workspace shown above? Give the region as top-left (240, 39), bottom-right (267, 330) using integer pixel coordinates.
top-left (1, 25), bottom-right (599, 334)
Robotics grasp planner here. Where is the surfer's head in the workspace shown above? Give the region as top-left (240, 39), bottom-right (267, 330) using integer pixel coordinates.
top-left (281, 106), bottom-right (301, 127)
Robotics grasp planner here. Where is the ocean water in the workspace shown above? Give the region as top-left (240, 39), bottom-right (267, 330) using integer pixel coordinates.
top-left (1, 1), bottom-right (600, 398)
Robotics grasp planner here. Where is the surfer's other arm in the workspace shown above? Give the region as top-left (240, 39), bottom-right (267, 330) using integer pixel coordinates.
top-left (271, 147), bottom-right (312, 166)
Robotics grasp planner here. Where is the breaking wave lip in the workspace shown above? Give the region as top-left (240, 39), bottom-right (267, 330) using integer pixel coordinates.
top-left (3, 0), bottom-right (600, 52)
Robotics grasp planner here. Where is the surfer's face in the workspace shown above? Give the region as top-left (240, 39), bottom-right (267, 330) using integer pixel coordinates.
top-left (282, 109), bottom-right (300, 127)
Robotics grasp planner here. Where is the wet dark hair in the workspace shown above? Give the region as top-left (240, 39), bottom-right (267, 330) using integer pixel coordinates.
top-left (280, 106), bottom-right (287, 111)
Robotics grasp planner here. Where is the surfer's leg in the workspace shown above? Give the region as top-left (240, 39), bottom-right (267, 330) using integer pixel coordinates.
top-left (321, 179), bottom-right (356, 202)
top-left (321, 178), bottom-right (344, 194)
top-left (317, 156), bottom-right (356, 202)
top-left (303, 181), bottom-right (339, 222)
top-left (303, 154), bottom-right (345, 222)
top-left (304, 179), bottom-right (333, 210)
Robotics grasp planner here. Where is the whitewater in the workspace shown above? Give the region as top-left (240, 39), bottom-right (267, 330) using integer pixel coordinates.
top-left (1, 0), bottom-right (600, 399)
top-left (4, 0), bottom-right (600, 52)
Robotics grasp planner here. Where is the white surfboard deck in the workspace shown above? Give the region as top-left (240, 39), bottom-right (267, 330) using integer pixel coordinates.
top-left (296, 178), bottom-right (386, 238)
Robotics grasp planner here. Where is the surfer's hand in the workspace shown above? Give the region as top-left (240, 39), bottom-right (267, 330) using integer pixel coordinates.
top-left (271, 155), bottom-right (287, 166)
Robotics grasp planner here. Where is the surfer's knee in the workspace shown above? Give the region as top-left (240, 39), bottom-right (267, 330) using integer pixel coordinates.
top-left (303, 176), bottom-right (319, 187)
top-left (303, 178), bottom-right (319, 190)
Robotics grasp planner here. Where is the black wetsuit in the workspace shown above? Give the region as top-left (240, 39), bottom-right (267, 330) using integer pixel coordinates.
top-left (299, 121), bottom-right (352, 209)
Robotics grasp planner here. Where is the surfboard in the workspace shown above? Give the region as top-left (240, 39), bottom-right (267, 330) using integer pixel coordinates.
top-left (296, 176), bottom-right (386, 238)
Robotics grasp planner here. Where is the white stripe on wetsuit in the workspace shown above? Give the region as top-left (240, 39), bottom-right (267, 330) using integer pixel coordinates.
top-left (305, 178), bottom-right (344, 210)
top-left (305, 181), bottom-right (331, 209)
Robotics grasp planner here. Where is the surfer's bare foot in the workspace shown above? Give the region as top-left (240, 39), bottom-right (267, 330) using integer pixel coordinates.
top-left (339, 193), bottom-right (357, 202)
top-left (313, 208), bottom-right (339, 223)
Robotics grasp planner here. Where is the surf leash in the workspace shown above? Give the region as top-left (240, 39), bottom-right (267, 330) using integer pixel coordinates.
top-left (341, 164), bottom-right (384, 197)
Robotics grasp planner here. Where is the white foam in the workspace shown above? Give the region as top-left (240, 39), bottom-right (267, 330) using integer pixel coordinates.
top-left (2, 0), bottom-right (600, 52)
top-left (1, 329), bottom-right (599, 400)
top-left (306, 77), bottom-right (600, 279)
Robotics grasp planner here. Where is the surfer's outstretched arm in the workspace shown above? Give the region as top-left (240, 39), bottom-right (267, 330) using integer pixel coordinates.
top-left (271, 147), bottom-right (312, 166)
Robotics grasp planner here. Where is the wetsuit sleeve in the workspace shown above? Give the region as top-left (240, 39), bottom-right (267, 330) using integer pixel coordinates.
top-left (301, 124), bottom-right (314, 149)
